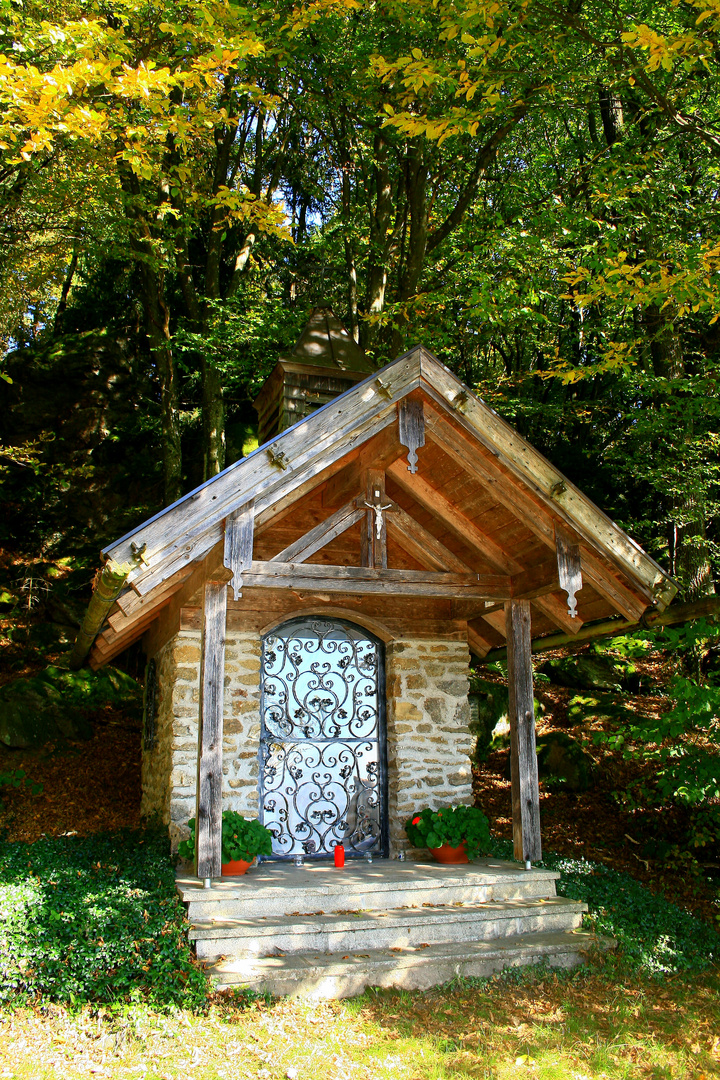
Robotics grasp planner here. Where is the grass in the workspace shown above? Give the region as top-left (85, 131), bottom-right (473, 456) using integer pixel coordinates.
top-left (0, 968), bottom-right (717, 1079)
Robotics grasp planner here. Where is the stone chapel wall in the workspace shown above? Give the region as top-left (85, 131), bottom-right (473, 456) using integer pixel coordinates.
top-left (385, 638), bottom-right (474, 857)
top-left (141, 628), bottom-right (475, 855)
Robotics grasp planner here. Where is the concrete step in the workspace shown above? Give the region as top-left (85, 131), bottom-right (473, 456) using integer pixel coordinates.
top-left (205, 930), bottom-right (614, 997)
top-left (177, 859), bottom-right (560, 921)
top-left (189, 896), bottom-right (586, 960)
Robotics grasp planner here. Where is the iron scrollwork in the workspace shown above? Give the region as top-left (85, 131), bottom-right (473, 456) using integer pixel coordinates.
top-left (259, 618), bottom-right (387, 859)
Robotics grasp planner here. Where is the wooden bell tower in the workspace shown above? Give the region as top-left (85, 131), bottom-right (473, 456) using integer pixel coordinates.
top-left (254, 305), bottom-right (374, 446)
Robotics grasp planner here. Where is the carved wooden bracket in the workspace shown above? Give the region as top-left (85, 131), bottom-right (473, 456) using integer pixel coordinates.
top-left (555, 522), bottom-right (583, 618)
top-left (398, 398), bottom-right (425, 474)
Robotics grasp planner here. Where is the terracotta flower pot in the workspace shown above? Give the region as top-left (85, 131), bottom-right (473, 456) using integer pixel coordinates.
top-left (429, 842), bottom-right (469, 864)
top-left (221, 858), bottom-right (252, 876)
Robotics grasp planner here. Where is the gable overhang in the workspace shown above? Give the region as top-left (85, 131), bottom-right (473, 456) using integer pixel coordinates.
top-left (80, 344), bottom-right (677, 668)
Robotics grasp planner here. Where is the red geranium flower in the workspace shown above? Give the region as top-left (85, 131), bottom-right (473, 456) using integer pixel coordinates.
top-left (411, 816), bottom-right (421, 825)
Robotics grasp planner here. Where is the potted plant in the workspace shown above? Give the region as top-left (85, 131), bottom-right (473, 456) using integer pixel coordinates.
top-left (404, 805), bottom-right (492, 864)
top-left (178, 810), bottom-right (273, 876)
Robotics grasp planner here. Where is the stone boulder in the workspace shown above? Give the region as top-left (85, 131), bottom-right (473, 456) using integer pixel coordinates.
top-left (0, 665), bottom-right (141, 748)
top-left (538, 655), bottom-right (624, 692)
top-left (469, 679), bottom-right (544, 761)
top-left (535, 731), bottom-right (595, 792)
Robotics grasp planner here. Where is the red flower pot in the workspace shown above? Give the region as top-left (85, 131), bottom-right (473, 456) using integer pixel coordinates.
top-left (429, 842), bottom-right (469, 864)
top-left (221, 859), bottom-right (252, 876)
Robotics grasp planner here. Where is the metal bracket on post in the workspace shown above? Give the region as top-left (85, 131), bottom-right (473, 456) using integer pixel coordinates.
top-left (203, 877), bottom-right (212, 889)
top-left (525, 861), bottom-right (532, 871)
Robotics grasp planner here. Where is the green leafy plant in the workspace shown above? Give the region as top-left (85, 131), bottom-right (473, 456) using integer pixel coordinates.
top-left (405, 805), bottom-right (491, 860)
top-left (0, 828), bottom-right (208, 1007)
top-left (177, 811), bottom-right (273, 865)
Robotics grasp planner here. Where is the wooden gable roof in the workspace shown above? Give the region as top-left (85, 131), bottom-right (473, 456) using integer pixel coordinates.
top-left (83, 345), bottom-right (677, 669)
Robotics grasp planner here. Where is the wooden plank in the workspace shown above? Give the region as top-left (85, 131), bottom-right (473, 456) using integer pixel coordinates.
top-left (387, 460), bottom-right (520, 575)
top-left (423, 405), bottom-right (648, 621)
top-left (224, 500), bottom-right (255, 600)
top-left (361, 470), bottom-right (388, 569)
top-left (510, 562), bottom-right (559, 601)
top-left (271, 500), bottom-right (364, 564)
top-left (131, 408), bottom-right (399, 597)
top-left (555, 521), bottom-right (583, 620)
top-left (467, 622), bottom-right (498, 658)
top-left (323, 425), bottom-right (402, 508)
top-left (107, 578), bottom-right (187, 633)
top-left (116, 565), bottom-right (192, 616)
top-left (107, 352), bottom-right (421, 575)
top-left (387, 506), bottom-right (472, 573)
top-left (533, 594), bottom-right (584, 634)
top-left (505, 599), bottom-right (542, 864)
top-left (418, 349), bottom-right (675, 607)
top-left (398, 397), bottom-right (425, 474)
top-left (143, 543), bottom-right (232, 658)
top-left (481, 608), bottom-right (507, 637)
top-left (241, 560), bottom-right (513, 599)
top-left (196, 579), bottom-right (227, 881)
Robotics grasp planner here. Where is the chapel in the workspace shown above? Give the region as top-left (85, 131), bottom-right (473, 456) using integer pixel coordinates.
top-left (72, 305), bottom-right (677, 883)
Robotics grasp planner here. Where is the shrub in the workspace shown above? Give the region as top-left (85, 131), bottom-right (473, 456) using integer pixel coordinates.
top-left (405, 805), bottom-right (492, 859)
top-left (489, 837), bottom-right (720, 975)
top-left (0, 828), bottom-right (208, 1007)
top-left (177, 811), bottom-right (273, 865)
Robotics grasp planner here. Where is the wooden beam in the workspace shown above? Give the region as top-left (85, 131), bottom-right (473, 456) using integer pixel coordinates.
top-left (241, 560), bottom-right (513, 600)
top-left (510, 562), bottom-right (559, 600)
top-left (196, 579), bottom-right (227, 882)
top-left (324, 425), bottom-right (402, 508)
top-left (387, 505), bottom-right (472, 573)
top-left (271, 500), bottom-right (365, 565)
top-left (361, 470), bottom-right (388, 569)
top-left (555, 521), bottom-right (582, 619)
top-left (386, 460), bottom-right (520, 575)
top-left (107, 578), bottom-right (187, 634)
top-left (224, 501), bottom-right (254, 600)
top-left (129, 407), bottom-right (400, 597)
top-left (481, 608), bottom-right (507, 637)
top-left (143, 543), bottom-right (232, 658)
top-left (505, 599), bottom-right (541, 864)
top-left (423, 406), bottom-right (648, 621)
top-left (419, 350), bottom-right (676, 607)
top-left (467, 622), bottom-right (499, 658)
top-left (483, 594), bottom-right (720, 663)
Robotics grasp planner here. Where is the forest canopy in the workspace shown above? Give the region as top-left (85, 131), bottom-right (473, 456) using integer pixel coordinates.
top-left (1, 0), bottom-right (720, 598)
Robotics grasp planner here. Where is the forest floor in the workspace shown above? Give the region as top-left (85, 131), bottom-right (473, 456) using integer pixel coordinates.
top-left (1, 648), bottom-right (719, 1079)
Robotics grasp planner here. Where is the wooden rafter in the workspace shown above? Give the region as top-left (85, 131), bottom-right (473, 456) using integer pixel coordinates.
top-left (423, 404), bottom-right (648, 622)
top-left (270, 499), bottom-right (364, 564)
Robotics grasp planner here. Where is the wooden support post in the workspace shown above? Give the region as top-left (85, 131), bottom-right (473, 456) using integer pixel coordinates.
top-left (196, 580), bottom-right (227, 883)
top-left (505, 599), bottom-right (542, 865)
top-left (361, 470), bottom-right (388, 569)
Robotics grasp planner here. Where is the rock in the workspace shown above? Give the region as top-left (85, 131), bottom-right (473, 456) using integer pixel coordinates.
top-left (538, 655), bottom-right (624, 692)
top-left (468, 679), bottom-right (544, 761)
top-left (0, 665), bottom-right (141, 748)
top-left (535, 731), bottom-right (595, 792)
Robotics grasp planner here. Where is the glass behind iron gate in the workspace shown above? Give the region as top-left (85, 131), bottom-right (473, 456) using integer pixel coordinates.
top-left (259, 617), bottom-right (388, 859)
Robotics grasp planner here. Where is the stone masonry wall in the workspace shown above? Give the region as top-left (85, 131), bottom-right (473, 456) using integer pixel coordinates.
top-left (142, 628), bottom-right (474, 857)
top-left (140, 630), bottom-right (263, 850)
top-left (385, 638), bottom-right (474, 857)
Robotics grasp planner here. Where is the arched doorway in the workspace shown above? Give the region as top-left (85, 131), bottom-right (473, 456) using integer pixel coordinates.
top-left (259, 617), bottom-right (388, 860)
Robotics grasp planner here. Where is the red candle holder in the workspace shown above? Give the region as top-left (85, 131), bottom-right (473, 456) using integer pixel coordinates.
top-left (334, 844), bottom-right (345, 867)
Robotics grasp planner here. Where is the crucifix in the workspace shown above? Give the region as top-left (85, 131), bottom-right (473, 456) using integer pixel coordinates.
top-left (361, 470), bottom-right (393, 568)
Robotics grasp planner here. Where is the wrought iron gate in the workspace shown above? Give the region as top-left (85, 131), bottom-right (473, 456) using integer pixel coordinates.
top-left (259, 617), bottom-right (387, 859)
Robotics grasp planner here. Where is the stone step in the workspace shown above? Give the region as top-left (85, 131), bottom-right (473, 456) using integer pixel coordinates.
top-left (189, 896), bottom-right (586, 960)
top-left (177, 859), bottom-right (560, 921)
top-left (204, 930), bottom-right (614, 997)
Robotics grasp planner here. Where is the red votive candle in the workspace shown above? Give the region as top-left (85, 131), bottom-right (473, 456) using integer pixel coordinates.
top-left (334, 844), bottom-right (345, 867)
